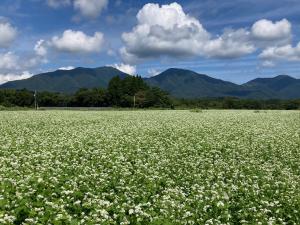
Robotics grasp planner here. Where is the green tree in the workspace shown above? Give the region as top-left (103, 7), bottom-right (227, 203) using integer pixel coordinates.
top-left (107, 76), bottom-right (123, 106)
top-left (74, 88), bottom-right (106, 107)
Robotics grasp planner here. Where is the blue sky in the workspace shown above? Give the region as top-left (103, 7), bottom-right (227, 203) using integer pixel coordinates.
top-left (0, 0), bottom-right (300, 84)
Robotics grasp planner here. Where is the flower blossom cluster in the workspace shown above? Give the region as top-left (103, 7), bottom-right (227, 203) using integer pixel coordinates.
top-left (0, 110), bottom-right (299, 224)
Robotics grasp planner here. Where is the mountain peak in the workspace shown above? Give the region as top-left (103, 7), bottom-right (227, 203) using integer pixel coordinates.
top-left (0, 67), bottom-right (299, 99)
top-left (273, 75), bottom-right (295, 80)
top-left (246, 75), bottom-right (296, 84)
top-left (0, 66), bottom-right (129, 93)
top-left (161, 68), bottom-right (197, 75)
top-left (243, 74), bottom-right (299, 96)
top-left (164, 68), bottom-right (191, 72)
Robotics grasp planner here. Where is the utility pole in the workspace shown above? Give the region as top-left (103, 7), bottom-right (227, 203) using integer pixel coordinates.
top-left (34, 90), bottom-right (38, 110)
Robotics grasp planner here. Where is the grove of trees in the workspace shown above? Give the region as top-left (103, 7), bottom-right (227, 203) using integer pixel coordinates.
top-left (0, 75), bottom-right (300, 110)
top-left (0, 76), bottom-right (173, 109)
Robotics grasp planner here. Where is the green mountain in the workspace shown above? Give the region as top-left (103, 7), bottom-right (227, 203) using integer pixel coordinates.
top-left (0, 67), bottom-right (128, 93)
top-left (144, 68), bottom-right (240, 98)
top-left (243, 75), bottom-right (300, 99)
top-left (145, 68), bottom-right (300, 99)
top-left (0, 67), bottom-right (299, 99)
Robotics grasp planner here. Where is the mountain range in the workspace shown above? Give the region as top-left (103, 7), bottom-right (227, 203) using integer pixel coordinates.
top-left (0, 67), bottom-right (299, 99)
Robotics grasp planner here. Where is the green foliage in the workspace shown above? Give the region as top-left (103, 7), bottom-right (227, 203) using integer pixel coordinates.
top-left (0, 89), bottom-right (34, 107)
top-left (107, 76), bottom-right (124, 106)
top-left (0, 75), bottom-right (172, 108)
top-left (174, 97), bottom-right (300, 110)
top-left (73, 88), bottom-right (107, 107)
top-left (1, 67), bottom-right (299, 99)
top-left (38, 92), bottom-right (70, 107)
top-left (1, 77), bottom-right (299, 109)
top-left (106, 75), bottom-right (172, 108)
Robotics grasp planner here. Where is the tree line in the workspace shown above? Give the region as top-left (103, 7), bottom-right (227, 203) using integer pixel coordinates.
top-left (0, 75), bottom-right (299, 110)
top-left (0, 76), bottom-right (172, 108)
top-left (173, 98), bottom-right (300, 110)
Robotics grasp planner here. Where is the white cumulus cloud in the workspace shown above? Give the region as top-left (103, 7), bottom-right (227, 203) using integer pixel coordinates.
top-left (34, 40), bottom-right (47, 57)
top-left (51, 30), bottom-right (104, 53)
top-left (0, 50), bottom-right (47, 84)
top-left (121, 2), bottom-right (210, 63)
top-left (0, 22), bottom-right (17, 48)
top-left (203, 28), bottom-right (255, 59)
top-left (74, 0), bottom-right (108, 18)
top-left (254, 19), bottom-right (296, 66)
top-left (120, 3), bottom-right (296, 64)
top-left (251, 19), bottom-right (291, 41)
top-left (259, 43), bottom-right (300, 62)
top-left (121, 2), bottom-right (260, 63)
top-left (0, 71), bottom-right (33, 85)
top-left (112, 63), bottom-right (136, 75)
top-left (0, 52), bottom-right (19, 71)
top-left (0, 39), bottom-right (49, 84)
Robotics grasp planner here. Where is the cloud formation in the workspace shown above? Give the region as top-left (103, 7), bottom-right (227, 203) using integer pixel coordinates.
top-left (34, 40), bottom-right (47, 57)
top-left (121, 3), bottom-right (210, 63)
top-left (251, 19), bottom-right (291, 42)
top-left (46, 0), bottom-right (108, 19)
top-left (120, 3), bottom-right (295, 65)
top-left (259, 43), bottom-right (300, 62)
top-left (0, 51), bottom-right (37, 84)
top-left (203, 28), bottom-right (255, 59)
top-left (0, 50), bottom-right (47, 72)
top-left (147, 68), bottom-right (161, 77)
top-left (0, 40), bottom-right (48, 84)
top-left (112, 63), bottom-right (136, 75)
top-left (74, 0), bottom-right (108, 18)
top-left (59, 66), bottom-right (75, 70)
top-left (0, 22), bottom-right (17, 48)
top-left (0, 52), bottom-right (19, 71)
top-left (0, 71), bottom-right (33, 85)
top-left (51, 30), bottom-right (104, 53)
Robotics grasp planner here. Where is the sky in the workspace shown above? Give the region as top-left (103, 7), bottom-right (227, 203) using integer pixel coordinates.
top-left (0, 0), bottom-right (300, 84)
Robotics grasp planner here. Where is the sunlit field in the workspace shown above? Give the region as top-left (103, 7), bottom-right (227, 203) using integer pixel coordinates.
top-left (0, 110), bottom-right (299, 224)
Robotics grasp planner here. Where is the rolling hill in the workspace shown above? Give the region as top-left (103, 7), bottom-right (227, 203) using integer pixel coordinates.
top-left (144, 68), bottom-right (240, 98)
top-left (242, 75), bottom-right (300, 99)
top-left (0, 67), bottom-right (128, 93)
top-left (144, 69), bottom-right (300, 99)
top-left (0, 67), bottom-right (299, 99)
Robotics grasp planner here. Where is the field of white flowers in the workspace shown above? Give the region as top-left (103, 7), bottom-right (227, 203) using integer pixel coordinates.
top-left (0, 110), bottom-right (299, 225)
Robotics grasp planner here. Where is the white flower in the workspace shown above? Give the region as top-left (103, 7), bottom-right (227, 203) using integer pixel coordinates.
top-left (217, 201), bottom-right (225, 208)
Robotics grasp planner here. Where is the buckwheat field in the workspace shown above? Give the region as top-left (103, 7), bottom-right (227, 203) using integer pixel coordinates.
top-left (0, 110), bottom-right (299, 225)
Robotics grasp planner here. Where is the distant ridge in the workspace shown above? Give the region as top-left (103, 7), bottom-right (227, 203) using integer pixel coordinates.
top-left (242, 75), bottom-right (300, 99)
top-left (0, 67), bottom-right (299, 99)
top-left (0, 67), bottom-right (128, 93)
top-left (145, 69), bottom-right (300, 99)
top-left (144, 68), bottom-right (240, 98)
